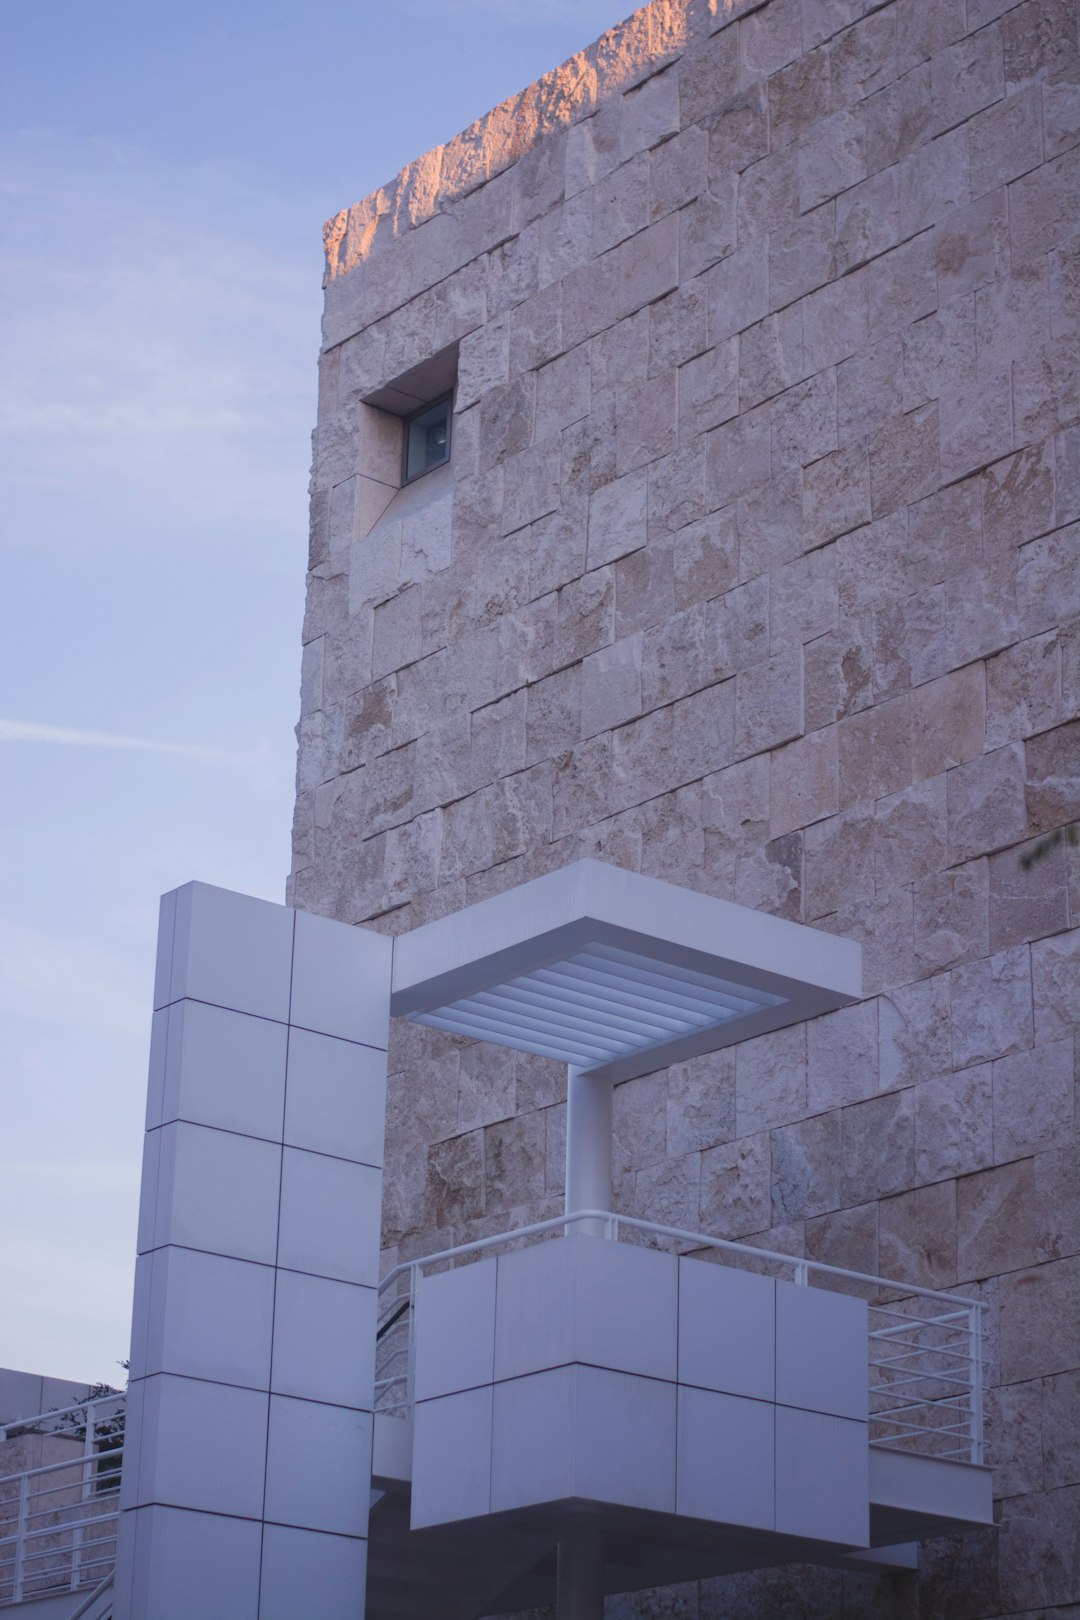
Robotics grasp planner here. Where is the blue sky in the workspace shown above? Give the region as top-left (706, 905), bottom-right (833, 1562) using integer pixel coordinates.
top-left (0, 0), bottom-right (631, 1384)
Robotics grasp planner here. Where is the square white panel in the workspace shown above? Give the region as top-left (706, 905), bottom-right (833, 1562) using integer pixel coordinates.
top-left (259, 1524), bottom-right (368, 1620)
top-left (490, 1367), bottom-right (576, 1514)
top-left (678, 1259), bottom-right (776, 1402)
top-left (161, 882), bottom-right (295, 1022)
top-left (574, 1366), bottom-right (677, 1513)
top-left (145, 1007), bottom-right (170, 1130)
top-left (411, 1386), bottom-right (493, 1528)
top-left (290, 909), bottom-right (393, 1048)
top-left (145, 1122), bottom-right (282, 1266)
top-left (277, 1148), bottom-right (382, 1286)
top-left (414, 1258), bottom-right (497, 1402)
top-left (775, 1283), bottom-right (868, 1421)
top-left (493, 1235), bottom-right (678, 1383)
top-left (271, 1270), bottom-right (377, 1410)
top-left (139, 1247), bottom-right (275, 1390)
top-left (162, 1000), bottom-right (288, 1142)
top-left (676, 1386), bottom-right (774, 1529)
top-left (264, 1395), bottom-right (373, 1537)
top-left (121, 1504), bottom-right (262, 1620)
top-left (284, 1028), bottom-right (387, 1167)
top-left (129, 1374), bottom-right (268, 1519)
top-left (775, 1405), bottom-right (869, 1545)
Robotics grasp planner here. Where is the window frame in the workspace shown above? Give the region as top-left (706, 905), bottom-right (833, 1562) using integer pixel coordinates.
top-left (401, 392), bottom-right (453, 486)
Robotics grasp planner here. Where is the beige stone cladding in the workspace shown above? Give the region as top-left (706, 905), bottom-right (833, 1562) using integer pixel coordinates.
top-left (292, 0), bottom-right (1080, 1612)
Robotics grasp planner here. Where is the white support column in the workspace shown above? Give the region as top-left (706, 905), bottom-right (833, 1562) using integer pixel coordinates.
top-left (556, 1521), bottom-right (605, 1620)
top-left (564, 1066), bottom-right (613, 1232)
top-left (114, 882), bottom-right (392, 1620)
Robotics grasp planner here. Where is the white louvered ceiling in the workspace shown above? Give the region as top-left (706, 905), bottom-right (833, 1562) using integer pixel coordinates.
top-left (407, 939), bottom-right (786, 1071)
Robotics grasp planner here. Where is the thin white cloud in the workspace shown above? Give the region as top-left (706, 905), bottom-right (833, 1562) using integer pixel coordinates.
top-left (0, 717), bottom-right (250, 760)
top-left (0, 130), bottom-right (316, 536)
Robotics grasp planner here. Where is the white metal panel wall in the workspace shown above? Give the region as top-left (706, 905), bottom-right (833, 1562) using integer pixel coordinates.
top-left (113, 883), bottom-right (391, 1620)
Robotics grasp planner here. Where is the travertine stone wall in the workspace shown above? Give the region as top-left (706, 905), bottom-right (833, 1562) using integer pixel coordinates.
top-left (291, 0), bottom-right (1080, 1612)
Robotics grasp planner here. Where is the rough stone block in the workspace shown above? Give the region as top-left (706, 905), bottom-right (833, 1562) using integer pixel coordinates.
top-left (708, 235), bottom-right (770, 341)
top-left (951, 945), bottom-right (1034, 1069)
top-left (769, 726), bottom-right (839, 839)
top-left (913, 860), bottom-right (990, 974)
top-left (679, 341), bottom-right (740, 441)
top-left (1018, 525), bottom-right (1080, 640)
top-left (958, 1160), bottom-right (1036, 1282)
top-left (899, 125), bottom-right (971, 237)
top-left (771, 371), bottom-right (838, 472)
top-left (735, 1023), bottom-right (806, 1138)
top-left (586, 470), bottom-right (647, 571)
top-left (970, 84), bottom-right (1046, 198)
top-left (736, 468), bottom-right (804, 578)
top-left (837, 334), bottom-right (904, 447)
top-left (667, 1050), bottom-right (736, 1156)
top-left (879, 1180), bottom-right (958, 1290)
top-left (706, 405), bottom-right (771, 508)
top-left (739, 308), bottom-right (805, 412)
top-left (947, 742), bottom-right (1029, 865)
top-left (1031, 928), bottom-right (1080, 1042)
top-left (806, 998), bottom-right (878, 1113)
top-left (911, 665), bottom-right (986, 781)
top-left (840, 1088), bottom-right (915, 1205)
top-left (799, 107), bottom-right (867, 211)
top-left (672, 508), bottom-right (738, 609)
top-left (768, 46), bottom-right (832, 153)
top-left (804, 804), bottom-right (875, 920)
top-left (770, 1111), bottom-right (841, 1224)
top-left (1000, 1256), bottom-right (1080, 1384)
top-left (874, 777), bottom-right (947, 891)
top-left (993, 1038), bottom-right (1074, 1163)
top-left (733, 649), bottom-right (803, 757)
top-left (767, 203), bottom-right (838, 310)
top-left (866, 237), bottom-right (938, 338)
top-left (986, 633), bottom-right (1061, 749)
top-left (834, 166), bottom-right (901, 276)
top-left (838, 694), bottom-right (912, 809)
top-left (1026, 720), bottom-right (1080, 835)
top-left (930, 26), bottom-right (1006, 137)
top-left (700, 1133), bottom-right (771, 1238)
top-left (803, 617), bottom-right (874, 731)
top-left (616, 371), bottom-right (678, 476)
top-left (990, 833), bottom-right (1070, 950)
top-left (914, 1062), bottom-right (994, 1184)
top-left (734, 832), bottom-right (803, 921)
top-left (868, 404), bottom-right (940, 518)
top-left (879, 972), bottom-right (952, 1092)
top-left (902, 294), bottom-right (976, 414)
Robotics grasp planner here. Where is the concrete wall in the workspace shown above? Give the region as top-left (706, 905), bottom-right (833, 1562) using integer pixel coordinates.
top-left (292, 0), bottom-right (1080, 1613)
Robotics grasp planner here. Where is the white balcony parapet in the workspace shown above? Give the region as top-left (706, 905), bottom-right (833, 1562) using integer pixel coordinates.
top-left (374, 1210), bottom-right (985, 1468)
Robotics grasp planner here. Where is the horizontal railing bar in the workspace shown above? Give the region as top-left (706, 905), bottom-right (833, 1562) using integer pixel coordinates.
top-left (379, 1210), bottom-right (985, 1310)
top-left (870, 1439), bottom-right (971, 1459)
top-left (872, 1370), bottom-right (972, 1393)
top-left (0, 1446), bottom-right (126, 1490)
top-left (871, 1394), bottom-right (970, 1417)
top-left (872, 1415), bottom-right (971, 1437)
top-left (870, 1308), bottom-right (971, 1329)
top-left (0, 1510), bottom-right (120, 1552)
top-left (0, 1395), bottom-right (124, 1442)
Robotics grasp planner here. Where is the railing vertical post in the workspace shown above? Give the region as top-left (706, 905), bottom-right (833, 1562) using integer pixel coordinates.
top-left (406, 1264), bottom-right (419, 1416)
top-left (71, 1401), bottom-right (94, 1589)
top-left (13, 1471), bottom-right (29, 1601)
top-left (970, 1304), bottom-right (984, 1465)
top-left (794, 1261), bottom-right (809, 1286)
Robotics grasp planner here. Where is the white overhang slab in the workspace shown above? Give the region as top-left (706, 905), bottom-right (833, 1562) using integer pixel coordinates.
top-left (390, 860), bottom-right (861, 1083)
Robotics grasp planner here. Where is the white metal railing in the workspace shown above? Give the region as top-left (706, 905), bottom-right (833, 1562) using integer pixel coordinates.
top-left (375, 1211), bottom-right (986, 1465)
top-left (0, 1394), bottom-right (125, 1607)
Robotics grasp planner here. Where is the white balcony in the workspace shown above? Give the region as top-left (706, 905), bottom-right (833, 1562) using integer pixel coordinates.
top-left (369, 1214), bottom-right (991, 1618)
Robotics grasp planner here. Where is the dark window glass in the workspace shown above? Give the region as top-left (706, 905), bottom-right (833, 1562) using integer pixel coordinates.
top-left (404, 396), bottom-right (452, 482)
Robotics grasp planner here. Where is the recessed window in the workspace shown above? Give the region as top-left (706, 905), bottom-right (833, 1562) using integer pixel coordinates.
top-left (403, 395), bottom-right (452, 483)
